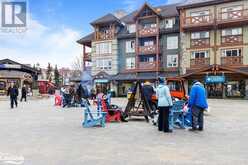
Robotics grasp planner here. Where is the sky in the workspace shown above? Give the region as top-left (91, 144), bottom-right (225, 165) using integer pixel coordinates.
top-left (0, 0), bottom-right (183, 69)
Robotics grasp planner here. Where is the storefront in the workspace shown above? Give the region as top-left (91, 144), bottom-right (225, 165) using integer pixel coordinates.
top-left (182, 65), bottom-right (248, 99)
top-left (0, 59), bottom-right (39, 95)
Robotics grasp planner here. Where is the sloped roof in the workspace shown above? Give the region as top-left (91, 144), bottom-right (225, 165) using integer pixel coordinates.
top-left (77, 33), bottom-right (94, 45)
top-left (177, 0), bottom-right (241, 9)
top-left (0, 59), bottom-right (39, 74)
top-left (90, 13), bottom-right (122, 26)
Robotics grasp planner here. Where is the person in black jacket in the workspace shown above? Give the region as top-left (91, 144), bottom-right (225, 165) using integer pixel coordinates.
top-left (7, 82), bottom-right (19, 109)
top-left (20, 85), bottom-right (27, 102)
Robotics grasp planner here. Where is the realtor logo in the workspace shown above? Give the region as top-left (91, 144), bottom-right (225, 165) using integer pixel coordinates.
top-left (1, 1), bottom-right (26, 27)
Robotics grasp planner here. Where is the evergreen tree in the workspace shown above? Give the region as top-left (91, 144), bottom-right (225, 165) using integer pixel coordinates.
top-left (54, 65), bottom-right (60, 87)
top-left (46, 63), bottom-right (52, 81)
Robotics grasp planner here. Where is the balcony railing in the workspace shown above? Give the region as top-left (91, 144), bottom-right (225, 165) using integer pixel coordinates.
top-left (190, 58), bottom-right (210, 68)
top-left (221, 35), bottom-right (243, 45)
top-left (184, 14), bottom-right (214, 28)
top-left (95, 31), bottom-right (114, 40)
top-left (139, 45), bottom-right (156, 54)
top-left (138, 27), bottom-right (158, 36)
top-left (221, 56), bottom-right (243, 66)
top-left (84, 53), bottom-right (91, 61)
top-left (138, 62), bottom-right (157, 70)
top-left (191, 38), bottom-right (210, 48)
top-left (218, 9), bottom-right (248, 23)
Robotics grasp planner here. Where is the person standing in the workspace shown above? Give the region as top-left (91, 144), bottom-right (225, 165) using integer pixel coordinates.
top-left (188, 80), bottom-right (208, 131)
top-left (7, 82), bottom-right (19, 109)
top-left (156, 77), bottom-right (173, 133)
top-left (20, 85), bottom-right (27, 102)
top-left (142, 81), bottom-right (156, 117)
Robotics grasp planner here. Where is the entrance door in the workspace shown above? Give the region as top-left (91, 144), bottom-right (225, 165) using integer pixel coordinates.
top-left (96, 83), bottom-right (110, 94)
top-left (207, 83), bottom-right (223, 98)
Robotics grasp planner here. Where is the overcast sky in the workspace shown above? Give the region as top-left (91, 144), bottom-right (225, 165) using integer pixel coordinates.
top-left (0, 0), bottom-right (183, 69)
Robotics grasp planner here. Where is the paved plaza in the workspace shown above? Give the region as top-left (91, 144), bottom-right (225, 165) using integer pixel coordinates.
top-left (0, 98), bottom-right (248, 165)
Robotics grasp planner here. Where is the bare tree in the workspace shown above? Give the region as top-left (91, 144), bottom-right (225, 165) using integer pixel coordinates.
top-left (71, 56), bottom-right (83, 78)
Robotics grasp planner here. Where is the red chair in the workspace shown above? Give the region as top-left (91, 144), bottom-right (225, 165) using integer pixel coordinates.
top-left (55, 94), bottom-right (62, 106)
top-left (101, 99), bottom-right (121, 122)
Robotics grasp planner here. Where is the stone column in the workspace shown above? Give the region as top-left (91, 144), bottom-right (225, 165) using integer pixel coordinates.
top-left (245, 80), bottom-right (248, 99)
top-left (184, 80), bottom-right (189, 96)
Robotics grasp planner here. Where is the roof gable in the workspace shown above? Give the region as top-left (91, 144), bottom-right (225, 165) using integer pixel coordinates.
top-left (134, 3), bottom-right (161, 19)
top-left (90, 13), bottom-right (122, 26)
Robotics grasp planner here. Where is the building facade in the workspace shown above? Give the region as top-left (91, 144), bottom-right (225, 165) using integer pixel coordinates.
top-left (78, 3), bottom-right (181, 96)
top-left (78, 0), bottom-right (248, 98)
top-left (178, 0), bottom-right (248, 98)
top-left (0, 59), bottom-right (39, 95)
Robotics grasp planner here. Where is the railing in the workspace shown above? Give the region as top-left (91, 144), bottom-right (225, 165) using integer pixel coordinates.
top-left (95, 31), bottom-right (114, 40)
top-left (221, 56), bottom-right (243, 65)
top-left (138, 62), bottom-right (157, 70)
top-left (221, 35), bottom-right (243, 45)
top-left (190, 58), bottom-right (210, 68)
top-left (138, 27), bottom-right (158, 36)
top-left (139, 45), bottom-right (156, 54)
top-left (184, 14), bottom-right (214, 27)
top-left (191, 38), bottom-right (210, 48)
top-left (218, 9), bottom-right (248, 22)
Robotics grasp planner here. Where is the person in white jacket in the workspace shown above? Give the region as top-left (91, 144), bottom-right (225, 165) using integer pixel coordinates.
top-left (156, 77), bottom-right (173, 133)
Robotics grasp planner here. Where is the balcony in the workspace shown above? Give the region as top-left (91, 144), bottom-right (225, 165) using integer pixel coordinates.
top-left (183, 15), bottom-right (214, 31)
top-left (138, 62), bottom-right (157, 71)
top-left (221, 35), bottom-right (243, 46)
top-left (84, 53), bottom-right (91, 61)
top-left (217, 9), bottom-right (248, 27)
top-left (191, 38), bottom-right (210, 48)
top-left (190, 58), bottom-right (210, 68)
top-left (221, 56), bottom-right (243, 66)
top-left (138, 26), bottom-right (158, 37)
top-left (95, 31), bottom-right (114, 41)
top-left (139, 45), bottom-right (157, 55)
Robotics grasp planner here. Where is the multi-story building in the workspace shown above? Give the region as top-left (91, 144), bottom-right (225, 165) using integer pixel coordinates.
top-left (178, 0), bottom-right (248, 98)
top-left (78, 3), bottom-right (181, 96)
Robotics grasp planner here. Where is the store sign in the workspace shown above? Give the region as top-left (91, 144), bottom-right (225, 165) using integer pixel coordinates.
top-left (205, 75), bottom-right (225, 84)
top-left (4, 64), bottom-right (21, 69)
top-left (94, 79), bottom-right (109, 83)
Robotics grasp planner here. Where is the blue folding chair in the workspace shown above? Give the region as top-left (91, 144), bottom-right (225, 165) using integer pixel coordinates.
top-left (82, 99), bottom-right (107, 128)
top-left (170, 100), bottom-right (186, 129)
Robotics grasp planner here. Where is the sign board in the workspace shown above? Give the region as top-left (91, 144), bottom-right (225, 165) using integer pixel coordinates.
top-left (205, 75), bottom-right (225, 84)
top-left (94, 79), bottom-right (109, 83)
top-left (4, 64), bottom-right (21, 69)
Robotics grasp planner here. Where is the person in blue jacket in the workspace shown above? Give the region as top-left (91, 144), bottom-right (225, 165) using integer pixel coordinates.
top-left (156, 77), bottom-right (173, 133)
top-left (188, 80), bottom-right (208, 131)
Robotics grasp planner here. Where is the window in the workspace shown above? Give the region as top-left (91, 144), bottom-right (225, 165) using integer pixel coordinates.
top-left (126, 40), bottom-right (135, 53)
top-left (191, 51), bottom-right (209, 59)
top-left (191, 10), bottom-right (209, 17)
top-left (222, 49), bottom-right (241, 57)
top-left (167, 55), bottom-right (178, 67)
top-left (144, 40), bottom-right (154, 46)
top-left (191, 31), bottom-right (209, 39)
top-left (167, 36), bottom-right (178, 49)
top-left (96, 59), bottom-right (112, 70)
top-left (127, 24), bottom-right (136, 33)
top-left (140, 56), bottom-right (155, 62)
top-left (126, 57), bottom-right (135, 69)
top-left (95, 42), bottom-right (112, 54)
top-left (222, 28), bottom-right (242, 36)
top-left (222, 6), bottom-right (243, 19)
top-left (143, 23), bottom-right (157, 29)
top-left (165, 19), bottom-right (174, 28)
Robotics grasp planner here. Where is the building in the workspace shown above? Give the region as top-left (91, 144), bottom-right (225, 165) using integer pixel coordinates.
top-left (178, 0), bottom-right (248, 98)
top-left (0, 59), bottom-right (39, 95)
top-left (77, 3), bottom-right (181, 96)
